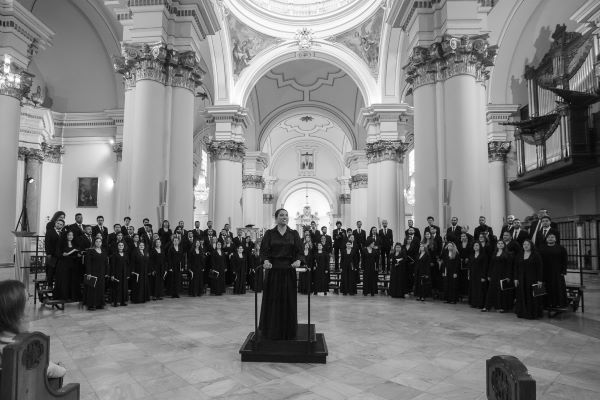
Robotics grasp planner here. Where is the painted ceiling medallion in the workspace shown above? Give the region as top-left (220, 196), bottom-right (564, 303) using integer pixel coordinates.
top-left (296, 28), bottom-right (314, 51)
top-left (300, 115), bottom-right (313, 122)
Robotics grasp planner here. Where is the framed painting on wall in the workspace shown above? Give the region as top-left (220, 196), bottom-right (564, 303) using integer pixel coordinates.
top-left (77, 177), bottom-right (98, 208)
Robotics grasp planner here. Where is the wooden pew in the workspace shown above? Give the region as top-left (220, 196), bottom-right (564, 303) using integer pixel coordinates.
top-left (0, 331), bottom-right (80, 400)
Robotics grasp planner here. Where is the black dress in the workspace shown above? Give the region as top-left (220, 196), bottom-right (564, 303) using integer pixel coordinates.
top-left (313, 252), bottom-right (329, 294)
top-left (231, 253), bottom-right (247, 294)
top-left (84, 248), bottom-right (107, 309)
top-left (457, 241), bottom-right (472, 298)
top-left (298, 250), bottom-right (313, 294)
top-left (388, 250), bottom-right (406, 298)
top-left (468, 252), bottom-right (488, 309)
top-left (209, 250), bottom-right (226, 295)
top-left (131, 250), bottom-right (150, 303)
top-left (485, 251), bottom-right (514, 311)
top-left (110, 252), bottom-right (129, 306)
top-left (149, 248), bottom-right (166, 299)
top-left (362, 248), bottom-right (379, 296)
top-left (222, 244), bottom-right (234, 285)
top-left (539, 244), bottom-right (568, 308)
top-left (405, 239), bottom-right (419, 292)
top-left (54, 242), bottom-right (80, 301)
top-left (414, 253), bottom-right (432, 299)
top-left (258, 226), bottom-right (304, 340)
top-left (167, 245), bottom-right (184, 297)
top-left (249, 252), bottom-right (263, 292)
top-left (514, 252), bottom-right (544, 319)
top-left (442, 254), bottom-right (461, 303)
top-left (340, 248), bottom-right (357, 295)
top-left (188, 249), bottom-right (205, 296)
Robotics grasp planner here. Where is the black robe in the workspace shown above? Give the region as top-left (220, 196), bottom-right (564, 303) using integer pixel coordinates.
top-left (362, 248), bottom-right (379, 295)
top-left (313, 252), bottom-right (329, 294)
top-left (84, 249), bottom-right (107, 309)
top-left (514, 252), bottom-right (544, 319)
top-left (249, 253), bottom-right (263, 292)
top-left (231, 253), bottom-right (247, 294)
top-left (468, 252), bottom-right (488, 308)
top-left (209, 250), bottom-right (226, 295)
top-left (539, 244), bottom-right (568, 308)
top-left (54, 242), bottom-right (81, 301)
top-left (149, 248), bottom-right (166, 299)
top-left (485, 251), bottom-right (514, 311)
top-left (131, 250), bottom-right (150, 303)
top-left (340, 248), bottom-right (357, 295)
top-left (457, 240), bottom-right (472, 297)
top-left (405, 238), bottom-right (419, 291)
top-left (188, 249), bottom-right (205, 296)
top-left (414, 252), bottom-right (431, 298)
top-left (389, 249), bottom-right (407, 298)
top-left (298, 250), bottom-right (313, 294)
top-left (167, 245), bottom-right (184, 297)
top-left (442, 254), bottom-right (461, 303)
top-left (110, 252), bottom-right (129, 305)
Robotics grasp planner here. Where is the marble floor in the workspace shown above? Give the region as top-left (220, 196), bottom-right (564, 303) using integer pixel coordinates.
top-left (22, 278), bottom-right (600, 400)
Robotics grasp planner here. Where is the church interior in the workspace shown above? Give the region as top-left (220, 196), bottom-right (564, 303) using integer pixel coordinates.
top-left (1, 0), bottom-right (600, 399)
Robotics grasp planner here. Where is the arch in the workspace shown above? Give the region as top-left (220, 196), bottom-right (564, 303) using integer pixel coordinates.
top-left (278, 178), bottom-right (337, 211)
top-left (258, 104), bottom-right (357, 151)
top-left (266, 136), bottom-right (348, 176)
top-left (232, 40), bottom-right (381, 108)
top-left (378, 19), bottom-right (406, 103)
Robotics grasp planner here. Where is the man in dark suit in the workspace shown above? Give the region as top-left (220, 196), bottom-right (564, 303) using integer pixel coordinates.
top-left (332, 221), bottom-right (346, 271)
top-left (68, 213), bottom-right (86, 239)
top-left (121, 216), bottom-right (132, 235)
top-left (107, 223), bottom-right (122, 249)
top-left (77, 225), bottom-right (94, 251)
top-left (137, 218), bottom-right (150, 237)
top-left (352, 221), bottom-right (367, 250)
top-left (473, 216), bottom-right (494, 241)
top-left (510, 219), bottom-right (529, 246)
top-left (423, 216), bottom-right (440, 235)
top-left (529, 209), bottom-right (558, 245)
top-left (501, 230), bottom-right (521, 254)
top-left (534, 216), bottom-right (560, 248)
top-left (141, 224), bottom-right (154, 247)
top-left (204, 220), bottom-right (216, 242)
top-left (233, 230), bottom-right (245, 248)
top-left (44, 219), bottom-right (64, 286)
top-left (446, 216), bottom-right (462, 245)
top-left (378, 219), bottom-right (393, 272)
top-left (320, 226), bottom-right (333, 254)
top-left (223, 223), bottom-right (234, 240)
top-left (405, 219), bottom-right (421, 241)
top-left (309, 221), bottom-right (321, 245)
top-left (500, 215), bottom-right (515, 238)
top-left (91, 216), bottom-right (108, 245)
top-left (192, 220), bottom-right (204, 241)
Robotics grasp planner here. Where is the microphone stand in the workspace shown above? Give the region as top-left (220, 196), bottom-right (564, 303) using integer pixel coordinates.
top-left (252, 265), bottom-right (263, 350)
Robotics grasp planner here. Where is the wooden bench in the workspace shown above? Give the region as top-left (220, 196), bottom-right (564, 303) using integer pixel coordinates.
top-left (0, 331), bottom-right (79, 400)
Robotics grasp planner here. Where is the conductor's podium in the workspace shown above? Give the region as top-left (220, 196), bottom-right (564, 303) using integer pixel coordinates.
top-left (239, 324), bottom-right (328, 363)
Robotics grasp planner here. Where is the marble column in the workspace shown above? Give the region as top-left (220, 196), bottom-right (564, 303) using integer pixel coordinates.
top-left (488, 141), bottom-right (511, 233)
top-left (263, 194), bottom-right (275, 229)
top-left (22, 149), bottom-right (44, 233)
top-left (117, 81), bottom-right (135, 219)
top-left (344, 151), bottom-right (368, 227)
top-left (242, 152), bottom-right (268, 228)
top-left (336, 176), bottom-right (351, 227)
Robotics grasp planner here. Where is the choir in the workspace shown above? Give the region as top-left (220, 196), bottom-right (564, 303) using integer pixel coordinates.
top-left (42, 210), bottom-right (569, 320)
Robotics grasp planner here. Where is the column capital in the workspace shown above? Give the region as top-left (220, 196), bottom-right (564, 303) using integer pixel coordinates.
top-left (243, 151), bottom-right (269, 174)
top-left (41, 142), bottom-right (64, 163)
top-left (206, 138), bottom-right (246, 162)
top-left (17, 146), bottom-right (43, 162)
top-left (205, 105), bottom-right (248, 142)
top-left (358, 104), bottom-right (411, 141)
top-left (242, 174), bottom-right (265, 190)
top-left (365, 140), bottom-right (408, 164)
top-left (112, 141), bottom-right (123, 162)
top-left (404, 34), bottom-right (498, 89)
top-left (344, 150), bottom-right (368, 175)
top-left (488, 140), bottom-right (511, 162)
top-left (349, 173), bottom-right (368, 189)
top-left (263, 194), bottom-right (274, 204)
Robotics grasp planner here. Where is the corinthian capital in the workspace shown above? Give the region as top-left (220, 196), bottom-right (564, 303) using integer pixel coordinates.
top-left (242, 174), bottom-right (265, 189)
top-left (365, 140), bottom-right (407, 164)
top-left (405, 34), bottom-right (498, 89)
top-left (349, 174), bottom-right (368, 189)
top-left (206, 139), bottom-right (246, 162)
top-left (488, 141), bottom-right (511, 162)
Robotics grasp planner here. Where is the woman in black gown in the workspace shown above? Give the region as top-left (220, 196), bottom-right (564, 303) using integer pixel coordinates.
top-left (298, 242), bottom-right (313, 294)
top-left (231, 245), bottom-right (247, 294)
top-left (54, 231), bottom-right (81, 301)
top-left (259, 209), bottom-right (304, 340)
top-left (514, 239), bottom-right (544, 319)
top-left (340, 240), bottom-right (357, 295)
top-left (483, 240), bottom-right (514, 313)
top-left (388, 243), bottom-right (406, 298)
top-left (313, 242), bottom-right (329, 295)
top-left (457, 232), bottom-right (472, 299)
top-left (84, 238), bottom-right (108, 310)
top-left (367, 227), bottom-right (381, 271)
top-left (209, 241), bottom-right (226, 295)
top-left (539, 233), bottom-right (568, 308)
top-left (131, 241), bottom-right (150, 303)
top-left (468, 242), bottom-right (488, 309)
top-left (362, 238), bottom-right (379, 296)
top-left (442, 242), bottom-right (460, 304)
top-left (404, 235), bottom-right (419, 294)
top-left (188, 239), bottom-right (205, 296)
top-left (158, 220), bottom-right (172, 251)
top-left (110, 241), bottom-right (129, 307)
top-left (149, 238), bottom-right (166, 300)
top-left (414, 243), bottom-right (431, 301)
top-left (167, 236), bottom-right (184, 298)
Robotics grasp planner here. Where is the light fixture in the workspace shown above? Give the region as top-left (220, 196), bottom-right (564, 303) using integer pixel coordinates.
top-left (1, 54), bottom-right (35, 102)
top-left (26, 177), bottom-right (35, 184)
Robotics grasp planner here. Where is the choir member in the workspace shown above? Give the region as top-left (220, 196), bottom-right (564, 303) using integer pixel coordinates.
top-left (352, 221), bottom-right (367, 253)
top-left (177, 220), bottom-right (187, 237)
top-left (313, 242), bottom-right (329, 295)
top-left (131, 241), bottom-right (150, 304)
top-left (473, 216), bottom-right (494, 241)
top-left (124, 226), bottom-right (135, 248)
top-left (110, 241), bottom-right (129, 307)
top-left (233, 231), bottom-right (245, 248)
top-left (442, 242), bottom-right (460, 304)
top-left (107, 224), bottom-right (122, 249)
top-left (533, 216), bottom-right (560, 248)
top-left (308, 221), bottom-right (321, 245)
top-left (231, 245), bottom-right (247, 294)
top-left (149, 238), bottom-right (166, 300)
top-left (109, 232), bottom-right (127, 256)
top-left (320, 226), bottom-right (333, 253)
top-left (182, 230), bottom-right (195, 255)
top-left (379, 220), bottom-right (393, 273)
top-left (457, 232), bottom-right (472, 299)
top-left (539, 233), bottom-right (568, 309)
top-left (500, 215), bottom-right (515, 238)
top-left (91, 216), bottom-right (108, 245)
top-left (120, 216), bottom-right (132, 236)
top-left (44, 216), bottom-right (64, 287)
top-left (137, 218), bottom-right (150, 236)
top-left (204, 220), bottom-right (216, 245)
top-left (414, 243), bottom-right (432, 301)
top-left (54, 230), bottom-right (81, 301)
top-left (502, 231), bottom-right (521, 255)
top-left (404, 234), bottom-right (419, 293)
top-left (209, 241), bottom-right (227, 295)
top-left (167, 236), bottom-right (184, 298)
top-left (478, 233), bottom-right (493, 259)
top-left (186, 239), bottom-right (205, 297)
top-left (129, 234), bottom-right (140, 265)
top-left (405, 219), bottom-right (421, 241)
top-left (141, 224), bottom-right (154, 247)
top-left (347, 233), bottom-right (361, 284)
top-left (243, 235), bottom-right (255, 288)
top-left (223, 223), bottom-right (235, 241)
top-left (388, 243), bottom-right (407, 298)
top-left (84, 238), bottom-right (108, 311)
top-left (446, 217), bottom-right (462, 245)
top-left (423, 231), bottom-right (443, 297)
top-left (68, 213), bottom-right (86, 240)
top-left (423, 216), bottom-right (440, 235)
top-left (332, 221), bottom-right (346, 271)
top-left (192, 221), bottom-right (204, 241)
top-left (46, 210), bottom-right (66, 234)
top-left (362, 237), bottom-right (379, 296)
top-left (529, 209), bottom-right (558, 245)
top-left (514, 239), bottom-right (544, 319)
top-left (249, 245), bottom-right (263, 292)
top-left (298, 242), bottom-right (313, 294)
top-left (510, 219), bottom-right (529, 246)
top-left (222, 236), bottom-right (235, 285)
top-left (76, 225), bottom-right (94, 252)
top-left (483, 240), bottom-right (514, 312)
top-left (340, 240), bottom-right (357, 295)
top-left (158, 220), bottom-right (172, 250)
top-left (468, 242), bottom-right (488, 309)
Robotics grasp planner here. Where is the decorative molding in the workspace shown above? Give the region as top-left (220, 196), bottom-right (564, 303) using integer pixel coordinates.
top-left (112, 142), bottom-right (123, 162)
top-left (242, 174), bottom-right (265, 189)
top-left (349, 173), bottom-right (368, 189)
top-left (41, 142), bottom-right (64, 163)
top-left (339, 193), bottom-right (351, 204)
top-left (296, 28), bottom-right (314, 51)
top-left (488, 140), bottom-right (511, 162)
top-left (365, 140), bottom-right (407, 163)
top-left (206, 139), bottom-right (246, 162)
top-left (263, 193), bottom-right (274, 204)
top-left (404, 34), bottom-right (498, 89)
top-left (18, 146), bottom-right (42, 162)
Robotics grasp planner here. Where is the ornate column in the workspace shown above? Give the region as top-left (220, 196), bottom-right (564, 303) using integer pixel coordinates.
top-left (336, 176), bottom-right (351, 227)
top-left (344, 151), bottom-right (368, 227)
top-left (242, 151), bottom-right (268, 228)
top-left (488, 141), bottom-right (511, 232)
top-left (262, 176), bottom-right (277, 228)
top-left (17, 147), bottom-right (44, 233)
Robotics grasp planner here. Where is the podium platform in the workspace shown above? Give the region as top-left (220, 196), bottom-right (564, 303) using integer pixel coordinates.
top-left (239, 324), bottom-right (328, 363)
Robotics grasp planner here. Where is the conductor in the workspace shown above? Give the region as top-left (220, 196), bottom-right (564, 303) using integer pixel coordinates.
top-left (259, 208), bottom-right (304, 340)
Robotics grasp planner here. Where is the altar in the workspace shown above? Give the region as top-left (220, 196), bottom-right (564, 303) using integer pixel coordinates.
top-left (294, 205), bottom-right (320, 232)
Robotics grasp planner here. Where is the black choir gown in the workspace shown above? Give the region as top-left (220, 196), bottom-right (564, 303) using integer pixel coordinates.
top-left (149, 248), bottom-right (166, 299)
top-left (209, 250), bottom-right (226, 295)
top-left (414, 253), bottom-right (432, 298)
top-left (457, 241), bottom-right (472, 298)
top-left (468, 252), bottom-right (488, 309)
top-left (231, 253), bottom-right (247, 294)
top-left (258, 226), bottom-right (304, 340)
top-left (249, 253), bottom-right (263, 292)
top-left (514, 252), bottom-right (544, 319)
top-left (188, 249), bottom-right (205, 296)
top-left (405, 239), bottom-right (419, 292)
top-left (131, 250), bottom-right (150, 303)
top-left (222, 244), bottom-right (234, 285)
top-left (539, 244), bottom-right (568, 308)
top-left (485, 252), bottom-right (514, 311)
top-left (54, 243), bottom-right (81, 301)
top-left (167, 246), bottom-right (184, 297)
top-left (389, 250), bottom-right (407, 298)
top-left (110, 252), bottom-right (129, 306)
top-left (298, 250), bottom-right (313, 294)
top-left (362, 248), bottom-right (379, 295)
top-left (340, 249), bottom-right (357, 295)
top-left (84, 249), bottom-right (107, 309)
top-left (427, 240), bottom-right (443, 294)
top-left (442, 255), bottom-right (461, 303)
top-left (313, 252), bottom-right (329, 294)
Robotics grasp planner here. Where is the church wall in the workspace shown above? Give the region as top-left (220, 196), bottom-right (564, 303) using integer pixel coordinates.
top-left (39, 162), bottom-right (62, 234)
top-left (59, 141), bottom-right (117, 227)
top-left (573, 186), bottom-right (600, 215)
top-left (507, 189), bottom-right (574, 227)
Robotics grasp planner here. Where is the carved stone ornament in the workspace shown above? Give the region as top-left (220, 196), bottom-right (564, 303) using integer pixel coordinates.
top-left (263, 194), bottom-right (274, 204)
top-left (41, 142), bottom-right (64, 163)
top-left (486, 355), bottom-right (536, 400)
top-left (112, 141), bottom-right (123, 162)
top-left (22, 339), bottom-right (44, 370)
top-left (296, 28), bottom-right (314, 51)
top-left (339, 193), bottom-right (351, 204)
top-left (113, 43), bottom-right (205, 91)
top-left (206, 139), bottom-right (246, 162)
top-left (365, 140), bottom-right (407, 164)
top-left (0, 64), bottom-right (34, 101)
top-left (18, 146), bottom-right (44, 162)
top-left (349, 174), bottom-right (368, 189)
top-left (242, 174), bottom-right (265, 189)
top-left (404, 34), bottom-right (498, 89)
top-left (488, 141), bottom-right (511, 162)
